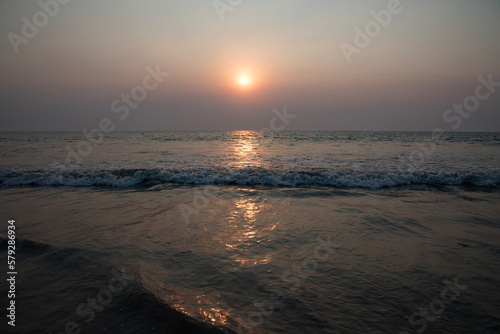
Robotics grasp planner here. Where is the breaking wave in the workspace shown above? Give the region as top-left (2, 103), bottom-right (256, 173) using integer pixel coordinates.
top-left (1, 165), bottom-right (499, 188)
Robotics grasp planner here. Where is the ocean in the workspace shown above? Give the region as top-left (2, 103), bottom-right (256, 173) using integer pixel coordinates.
top-left (0, 131), bottom-right (499, 334)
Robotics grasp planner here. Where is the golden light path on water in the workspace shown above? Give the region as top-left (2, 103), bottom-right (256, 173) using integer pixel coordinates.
top-left (191, 132), bottom-right (281, 327)
top-left (143, 131), bottom-right (284, 330)
top-left (229, 130), bottom-right (263, 168)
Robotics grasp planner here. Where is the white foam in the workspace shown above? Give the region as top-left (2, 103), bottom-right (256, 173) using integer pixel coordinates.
top-left (0, 165), bottom-right (499, 188)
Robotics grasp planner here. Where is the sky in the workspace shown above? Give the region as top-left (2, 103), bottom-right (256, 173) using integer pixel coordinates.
top-left (0, 0), bottom-right (499, 131)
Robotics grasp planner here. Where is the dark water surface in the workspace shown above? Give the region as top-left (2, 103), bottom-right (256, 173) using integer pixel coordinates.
top-left (1, 131), bottom-right (499, 333)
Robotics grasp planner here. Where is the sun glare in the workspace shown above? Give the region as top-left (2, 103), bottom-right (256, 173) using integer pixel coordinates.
top-left (240, 77), bottom-right (249, 86)
top-left (228, 68), bottom-right (261, 92)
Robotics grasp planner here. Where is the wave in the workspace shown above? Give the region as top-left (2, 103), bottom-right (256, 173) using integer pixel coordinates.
top-left (1, 165), bottom-right (499, 188)
top-left (0, 236), bottom-right (234, 334)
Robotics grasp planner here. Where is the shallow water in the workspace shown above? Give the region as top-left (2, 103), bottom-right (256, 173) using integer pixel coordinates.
top-left (1, 131), bottom-right (499, 333)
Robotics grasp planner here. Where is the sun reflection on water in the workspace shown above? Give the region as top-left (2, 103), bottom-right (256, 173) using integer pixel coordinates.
top-left (217, 195), bottom-right (276, 268)
top-left (195, 293), bottom-right (230, 326)
top-left (228, 130), bottom-right (263, 168)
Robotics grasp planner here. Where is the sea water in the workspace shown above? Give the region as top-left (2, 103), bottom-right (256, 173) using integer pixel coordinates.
top-left (0, 131), bottom-right (499, 333)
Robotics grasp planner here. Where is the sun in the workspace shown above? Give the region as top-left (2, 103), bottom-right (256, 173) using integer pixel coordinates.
top-left (230, 69), bottom-right (259, 92)
top-left (239, 76), bottom-right (249, 86)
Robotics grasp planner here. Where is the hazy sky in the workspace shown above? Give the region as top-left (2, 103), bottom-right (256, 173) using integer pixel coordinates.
top-left (1, 0), bottom-right (499, 131)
